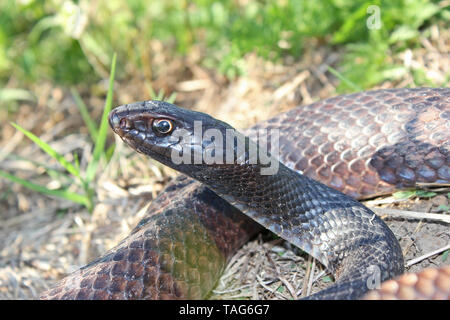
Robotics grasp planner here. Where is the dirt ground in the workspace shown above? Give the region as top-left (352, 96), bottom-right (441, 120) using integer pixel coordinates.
top-left (0, 26), bottom-right (449, 299)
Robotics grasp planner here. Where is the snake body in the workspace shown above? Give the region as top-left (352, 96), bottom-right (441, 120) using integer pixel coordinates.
top-left (41, 88), bottom-right (449, 299)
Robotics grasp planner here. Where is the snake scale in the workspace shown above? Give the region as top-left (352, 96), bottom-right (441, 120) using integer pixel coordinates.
top-left (41, 88), bottom-right (450, 300)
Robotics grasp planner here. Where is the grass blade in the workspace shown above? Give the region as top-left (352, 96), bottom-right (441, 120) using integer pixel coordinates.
top-left (327, 66), bottom-right (362, 92)
top-left (85, 53), bottom-right (116, 183)
top-left (71, 88), bottom-right (98, 142)
top-left (6, 153), bottom-right (75, 184)
top-left (166, 92), bottom-right (177, 104)
top-left (0, 88), bottom-right (36, 102)
top-left (10, 122), bottom-right (81, 180)
top-left (0, 169), bottom-right (88, 206)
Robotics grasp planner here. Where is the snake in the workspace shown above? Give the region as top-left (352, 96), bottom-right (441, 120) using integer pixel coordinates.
top-left (40, 88), bottom-right (450, 300)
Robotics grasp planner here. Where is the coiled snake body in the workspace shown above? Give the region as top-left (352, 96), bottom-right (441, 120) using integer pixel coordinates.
top-left (41, 88), bottom-right (450, 300)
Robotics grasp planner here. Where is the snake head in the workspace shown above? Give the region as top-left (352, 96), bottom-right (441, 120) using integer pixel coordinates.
top-left (109, 100), bottom-right (237, 172)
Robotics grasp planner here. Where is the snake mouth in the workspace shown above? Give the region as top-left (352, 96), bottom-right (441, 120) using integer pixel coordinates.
top-left (108, 108), bottom-right (124, 135)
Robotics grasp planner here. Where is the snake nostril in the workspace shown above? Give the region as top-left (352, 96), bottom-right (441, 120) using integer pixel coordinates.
top-left (108, 109), bottom-right (122, 130)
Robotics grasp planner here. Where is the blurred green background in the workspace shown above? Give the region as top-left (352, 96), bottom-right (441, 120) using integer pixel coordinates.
top-left (1, 0), bottom-right (448, 104)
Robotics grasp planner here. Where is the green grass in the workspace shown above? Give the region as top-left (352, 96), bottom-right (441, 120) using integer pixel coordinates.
top-left (0, 52), bottom-right (181, 213)
top-left (393, 189), bottom-right (438, 200)
top-left (0, 0), bottom-right (447, 92)
top-left (0, 53), bottom-right (117, 212)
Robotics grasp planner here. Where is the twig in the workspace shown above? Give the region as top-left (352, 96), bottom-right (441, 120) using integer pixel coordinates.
top-left (256, 275), bottom-right (276, 294)
top-left (403, 221), bottom-right (423, 257)
top-left (213, 282), bottom-right (267, 295)
top-left (371, 207), bottom-right (450, 223)
top-left (365, 197), bottom-right (409, 205)
top-left (301, 255), bottom-right (312, 297)
top-left (0, 130), bottom-right (24, 162)
top-left (273, 71), bottom-right (310, 101)
top-left (279, 276), bottom-right (298, 300)
top-left (306, 258), bottom-right (316, 296)
top-left (406, 243), bottom-right (450, 267)
top-left (312, 269), bottom-right (327, 283)
top-left (175, 79), bottom-right (210, 92)
top-left (415, 182), bottom-right (450, 188)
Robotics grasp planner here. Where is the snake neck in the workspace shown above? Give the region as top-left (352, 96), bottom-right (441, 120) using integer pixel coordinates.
top-left (173, 134), bottom-right (405, 298)
top-left (177, 132), bottom-right (402, 272)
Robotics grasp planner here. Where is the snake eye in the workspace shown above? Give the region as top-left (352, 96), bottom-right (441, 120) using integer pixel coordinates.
top-left (152, 119), bottom-right (173, 135)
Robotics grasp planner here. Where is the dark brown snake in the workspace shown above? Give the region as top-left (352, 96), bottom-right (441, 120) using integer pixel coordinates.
top-left (40, 88), bottom-right (450, 300)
